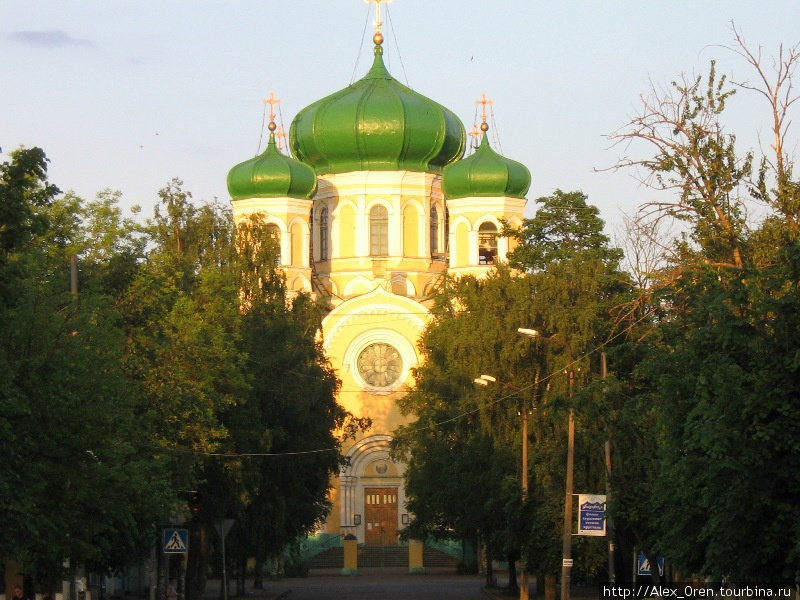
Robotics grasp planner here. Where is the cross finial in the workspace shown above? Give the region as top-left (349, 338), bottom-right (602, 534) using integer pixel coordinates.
top-left (469, 125), bottom-right (483, 150)
top-left (275, 125), bottom-right (287, 151)
top-left (475, 93), bottom-right (492, 130)
top-left (263, 92), bottom-right (281, 124)
top-left (365, 0), bottom-right (393, 45)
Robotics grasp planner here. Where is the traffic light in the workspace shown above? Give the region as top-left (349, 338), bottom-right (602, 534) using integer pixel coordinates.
top-left (188, 492), bottom-right (202, 521)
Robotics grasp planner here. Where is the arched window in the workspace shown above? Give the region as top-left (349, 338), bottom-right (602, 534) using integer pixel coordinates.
top-left (308, 209), bottom-right (314, 264)
top-left (319, 206), bottom-right (329, 261)
top-left (445, 207), bottom-right (450, 253)
top-left (478, 222), bottom-right (498, 265)
top-left (266, 223), bottom-right (281, 265)
top-left (370, 205), bottom-right (389, 256)
top-left (430, 205), bottom-right (439, 255)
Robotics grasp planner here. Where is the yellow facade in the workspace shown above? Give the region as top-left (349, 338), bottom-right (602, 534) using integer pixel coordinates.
top-left (231, 167), bottom-right (525, 543)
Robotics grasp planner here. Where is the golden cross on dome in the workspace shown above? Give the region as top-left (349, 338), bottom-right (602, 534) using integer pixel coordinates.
top-left (469, 125), bottom-right (483, 149)
top-left (475, 93), bottom-right (492, 131)
top-left (263, 92), bottom-right (281, 123)
top-left (275, 125), bottom-right (287, 151)
top-left (365, 0), bottom-right (393, 44)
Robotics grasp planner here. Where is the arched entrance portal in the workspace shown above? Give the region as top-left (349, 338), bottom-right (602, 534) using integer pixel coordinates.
top-left (338, 434), bottom-right (406, 545)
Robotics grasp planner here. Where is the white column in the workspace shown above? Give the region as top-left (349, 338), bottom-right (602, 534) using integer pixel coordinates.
top-left (355, 194), bottom-right (367, 257)
top-left (389, 195), bottom-right (402, 257)
top-left (469, 228), bottom-right (479, 266)
top-left (340, 475), bottom-right (358, 527)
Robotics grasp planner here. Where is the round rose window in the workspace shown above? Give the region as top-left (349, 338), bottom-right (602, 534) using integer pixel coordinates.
top-left (357, 343), bottom-right (403, 388)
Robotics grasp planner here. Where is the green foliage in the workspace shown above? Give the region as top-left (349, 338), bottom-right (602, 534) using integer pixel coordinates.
top-left (0, 147), bottom-right (60, 258)
top-left (160, 213), bottom-right (369, 573)
top-left (504, 189), bottom-right (622, 271)
top-left (0, 152), bottom-right (359, 589)
top-left (121, 182), bottom-right (246, 468)
top-left (396, 193), bottom-right (628, 581)
top-left (612, 49), bottom-right (800, 581)
top-left (643, 258), bottom-right (800, 580)
top-left (0, 149), bottom-right (172, 582)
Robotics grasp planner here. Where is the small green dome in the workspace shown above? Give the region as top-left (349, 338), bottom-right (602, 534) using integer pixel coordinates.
top-left (442, 133), bottom-right (531, 200)
top-left (227, 133), bottom-right (317, 200)
top-left (289, 45), bottom-right (466, 175)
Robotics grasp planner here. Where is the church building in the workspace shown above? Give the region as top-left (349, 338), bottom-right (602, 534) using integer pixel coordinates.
top-left (226, 6), bottom-right (530, 546)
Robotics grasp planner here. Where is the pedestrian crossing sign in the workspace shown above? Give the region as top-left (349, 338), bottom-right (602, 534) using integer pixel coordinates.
top-left (163, 528), bottom-right (189, 554)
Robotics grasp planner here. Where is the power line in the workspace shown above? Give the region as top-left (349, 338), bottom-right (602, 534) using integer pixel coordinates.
top-left (159, 306), bottom-right (656, 459)
top-left (395, 305), bottom-right (659, 441)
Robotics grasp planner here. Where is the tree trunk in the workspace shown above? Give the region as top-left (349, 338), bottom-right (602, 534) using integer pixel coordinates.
top-left (507, 551), bottom-right (519, 592)
top-left (647, 553), bottom-right (662, 585)
top-left (252, 551), bottom-right (264, 589)
top-left (485, 546), bottom-right (495, 588)
top-left (545, 574), bottom-right (557, 600)
top-left (237, 555), bottom-right (248, 597)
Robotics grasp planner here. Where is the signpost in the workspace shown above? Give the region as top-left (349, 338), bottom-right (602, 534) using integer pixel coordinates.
top-left (162, 529), bottom-right (189, 554)
top-left (214, 520), bottom-right (235, 600)
top-left (577, 494), bottom-right (606, 536)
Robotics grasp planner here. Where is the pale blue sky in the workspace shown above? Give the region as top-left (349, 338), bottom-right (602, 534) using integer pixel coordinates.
top-left (2, 1), bottom-right (799, 236)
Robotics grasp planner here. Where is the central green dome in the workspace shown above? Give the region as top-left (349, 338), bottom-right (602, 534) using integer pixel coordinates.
top-left (289, 45), bottom-right (466, 175)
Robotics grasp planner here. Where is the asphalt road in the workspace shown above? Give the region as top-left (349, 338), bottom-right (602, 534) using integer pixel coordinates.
top-left (225, 568), bottom-right (492, 600)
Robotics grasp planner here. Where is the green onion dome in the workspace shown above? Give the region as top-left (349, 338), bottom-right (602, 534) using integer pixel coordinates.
top-left (442, 132), bottom-right (531, 200)
top-left (227, 131), bottom-right (317, 200)
top-left (289, 45), bottom-right (466, 175)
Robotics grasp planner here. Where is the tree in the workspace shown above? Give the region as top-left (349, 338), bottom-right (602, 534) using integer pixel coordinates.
top-left (610, 32), bottom-right (800, 581)
top-left (504, 189), bottom-right (623, 272)
top-left (728, 27), bottom-right (800, 233)
top-left (393, 268), bottom-right (539, 588)
top-left (507, 191), bottom-right (633, 590)
top-left (608, 62), bottom-right (751, 269)
top-left (0, 149), bottom-right (173, 586)
top-left (121, 180), bottom-right (246, 464)
top-left (0, 147), bottom-right (59, 260)
top-left (161, 213), bottom-right (368, 591)
top-left (397, 193), bottom-right (629, 593)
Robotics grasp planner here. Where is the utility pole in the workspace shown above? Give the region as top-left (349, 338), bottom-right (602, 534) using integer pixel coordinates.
top-left (561, 368), bottom-right (575, 600)
top-left (520, 368), bottom-right (540, 600)
top-left (520, 400), bottom-right (530, 600)
top-left (602, 352), bottom-right (615, 583)
top-left (70, 255), bottom-right (78, 297)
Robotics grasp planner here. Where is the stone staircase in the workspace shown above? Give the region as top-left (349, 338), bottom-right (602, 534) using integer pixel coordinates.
top-left (304, 546), bottom-right (343, 569)
top-left (304, 545), bottom-right (459, 570)
top-left (423, 546), bottom-right (460, 567)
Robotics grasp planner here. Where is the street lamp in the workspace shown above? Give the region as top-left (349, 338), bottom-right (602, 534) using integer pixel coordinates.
top-left (474, 372), bottom-right (535, 600)
top-left (518, 327), bottom-right (574, 600)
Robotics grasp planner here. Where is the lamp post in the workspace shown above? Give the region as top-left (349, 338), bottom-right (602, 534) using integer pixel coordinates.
top-left (518, 328), bottom-right (574, 600)
top-left (474, 373), bottom-right (535, 600)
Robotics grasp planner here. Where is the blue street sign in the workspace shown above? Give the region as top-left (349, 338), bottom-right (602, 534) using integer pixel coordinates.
top-left (163, 528), bottom-right (189, 554)
top-left (637, 553), bottom-right (664, 577)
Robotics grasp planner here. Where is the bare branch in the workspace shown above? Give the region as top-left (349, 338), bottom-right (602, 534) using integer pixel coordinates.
top-left (606, 62), bottom-right (749, 268)
top-left (727, 22), bottom-right (800, 219)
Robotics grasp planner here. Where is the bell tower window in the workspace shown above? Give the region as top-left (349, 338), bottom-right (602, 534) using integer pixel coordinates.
top-left (370, 205), bottom-right (389, 256)
top-left (478, 222), bottom-right (497, 265)
top-left (430, 206), bottom-right (439, 256)
top-left (319, 206), bottom-right (329, 261)
top-left (266, 223), bottom-right (281, 266)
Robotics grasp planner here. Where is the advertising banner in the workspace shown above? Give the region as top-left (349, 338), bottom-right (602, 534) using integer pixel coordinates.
top-left (577, 494), bottom-right (606, 536)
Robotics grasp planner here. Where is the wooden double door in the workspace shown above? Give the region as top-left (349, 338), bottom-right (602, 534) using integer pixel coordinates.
top-left (364, 487), bottom-right (398, 545)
